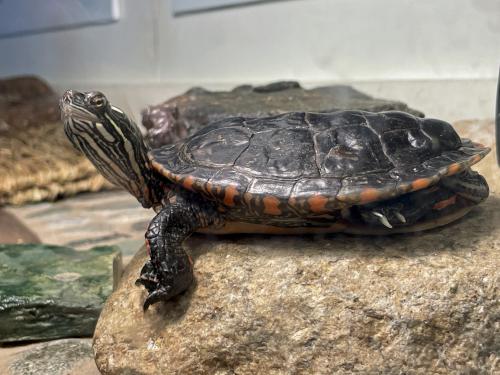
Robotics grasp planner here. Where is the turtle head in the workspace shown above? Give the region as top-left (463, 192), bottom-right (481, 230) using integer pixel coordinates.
top-left (60, 90), bottom-right (162, 208)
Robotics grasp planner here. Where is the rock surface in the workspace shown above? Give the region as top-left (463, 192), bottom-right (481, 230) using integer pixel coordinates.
top-left (142, 81), bottom-right (424, 147)
top-left (5, 190), bottom-right (153, 253)
top-left (2, 339), bottom-right (99, 375)
top-left (0, 209), bottom-right (40, 244)
top-left (94, 196), bottom-right (499, 374)
top-left (0, 244), bottom-right (118, 343)
top-left (0, 76), bottom-right (59, 130)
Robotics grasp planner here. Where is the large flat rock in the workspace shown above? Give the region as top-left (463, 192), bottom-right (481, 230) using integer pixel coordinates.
top-left (0, 244), bottom-right (118, 343)
top-left (142, 81), bottom-right (424, 147)
top-left (94, 196), bottom-right (499, 374)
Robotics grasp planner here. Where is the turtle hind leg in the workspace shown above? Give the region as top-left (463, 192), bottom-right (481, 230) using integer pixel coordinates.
top-left (136, 198), bottom-right (222, 311)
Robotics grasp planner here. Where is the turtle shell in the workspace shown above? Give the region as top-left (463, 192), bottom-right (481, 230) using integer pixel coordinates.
top-left (150, 111), bottom-right (489, 214)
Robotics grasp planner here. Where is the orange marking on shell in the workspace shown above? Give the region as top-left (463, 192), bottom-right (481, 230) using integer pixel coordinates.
top-left (471, 154), bottom-right (482, 164)
top-left (223, 185), bottom-right (239, 207)
top-left (359, 188), bottom-right (381, 204)
top-left (145, 240), bottom-right (151, 257)
top-left (163, 170), bottom-right (171, 179)
top-left (263, 196), bottom-right (282, 215)
top-left (446, 163), bottom-right (461, 176)
top-left (307, 194), bottom-right (329, 213)
top-left (433, 195), bottom-right (457, 210)
top-left (159, 165), bottom-right (175, 180)
top-left (411, 178), bottom-right (432, 191)
top-left (182, 176), bottom-right (195, 191)
top-left (397, 184), bottom-right (412, 194)
top-left (168, 172), bottom-right (180, 182)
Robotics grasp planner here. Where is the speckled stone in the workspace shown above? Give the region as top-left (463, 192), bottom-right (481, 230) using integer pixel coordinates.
top-left (5, 339), bottom-right (98, 375)
top-left (94, 193), bottom-right (500, 374)
top-left (0, 244), bottom-right (118, 343)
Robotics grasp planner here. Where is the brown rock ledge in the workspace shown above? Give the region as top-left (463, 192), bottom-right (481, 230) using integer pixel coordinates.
top-left (93, 195), bottom-right (499, 375)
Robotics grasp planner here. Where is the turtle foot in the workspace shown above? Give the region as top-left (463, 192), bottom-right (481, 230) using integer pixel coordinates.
top-left (136, 257), bottom-right (194, 311)
top-left (135, 260), bottom-right (158, 292)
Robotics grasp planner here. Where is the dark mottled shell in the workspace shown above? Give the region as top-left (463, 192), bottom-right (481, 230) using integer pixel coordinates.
top-left (150, 111), bottom-right (489, 211)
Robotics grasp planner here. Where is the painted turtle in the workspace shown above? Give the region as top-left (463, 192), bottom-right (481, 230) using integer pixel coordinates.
top-left (60, 90), bottom-right (490, 310)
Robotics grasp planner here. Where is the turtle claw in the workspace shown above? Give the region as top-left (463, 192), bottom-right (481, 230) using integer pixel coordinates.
top-left (372, 211), bottom-right (393, 228)
top-left (135, 260), bottom-right (176, 309)
top-left (137, 257), bottom-right (194, 311)
top-left (394, 212), bottom-right (407, 223)
top-left (143, 287), bottom-right (172, 311)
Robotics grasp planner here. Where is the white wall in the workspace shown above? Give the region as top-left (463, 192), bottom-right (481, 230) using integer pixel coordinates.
top-left (0, 0), bottom-right (499, 120)
top-left (1, 0), bottom-right (499, 84)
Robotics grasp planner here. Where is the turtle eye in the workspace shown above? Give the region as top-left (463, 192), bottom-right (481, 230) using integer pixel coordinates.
top-left (89, 94), bottom-right (107, 108)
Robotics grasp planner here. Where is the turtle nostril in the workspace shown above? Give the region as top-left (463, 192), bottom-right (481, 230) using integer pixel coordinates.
top-left (62, 90), bottom-right (86, 104)
top-left (62, 90), bottom-right (74, 104)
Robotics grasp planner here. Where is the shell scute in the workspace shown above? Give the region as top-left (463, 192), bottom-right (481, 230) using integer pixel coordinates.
top-left (380, 127), bottom-right (437, 165)
top-left (337, 173), bottom-right (398, 205)
top-left (420, 119), bottom-right (461, 150)
top-left (315, 124), bottom-right (393, 178)
top-left (208, 168), bottom-right (252, 205)
top-left (234, 127), bottom-right (317, 178)
top-left (186, 126), bottom-right (251, 167)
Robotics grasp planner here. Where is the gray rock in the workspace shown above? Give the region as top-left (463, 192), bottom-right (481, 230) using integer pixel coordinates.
top-left (93, 195), bottom-right (499, 374)
top-left (0, 76), bottom-right (59, 131)
top-left (6, 190), bottom-right (152, 252)
top-left (7, 339), bottom-right (97, 375)
top-left (0, 244), bottom-right (118, 343)
top-left (142, 81), bottom-right (424, 147)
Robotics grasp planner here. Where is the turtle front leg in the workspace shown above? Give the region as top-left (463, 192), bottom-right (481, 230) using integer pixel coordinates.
top-left (136, 199), bottom-right (222, 310)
